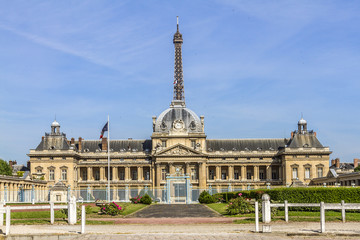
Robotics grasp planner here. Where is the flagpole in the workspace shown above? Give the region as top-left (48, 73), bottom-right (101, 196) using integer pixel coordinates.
top-left (107, 115), bottom-right (110, 202)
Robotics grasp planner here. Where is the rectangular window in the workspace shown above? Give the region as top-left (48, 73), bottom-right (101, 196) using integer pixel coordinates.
top-left (119, 169), bottom-right (125, 180)
top-left (292, 168), bottom-right (298, 179)
top-left (191, 168), bottom-right (197, 180)
top-left (317, 167), bottom-right (323, 178)
top-left (305, 168), bottom-right (310, 179)
top-left (191, 140), bottom-right (196, 148)
top-left (234, 170), bottom-right (239, 180)
top-left (49, 169), bottom-right (54, 181)
top-left (221, 170), bottom-right (227, 180)
top-left (209, 169), bottom-right (215, 180)
top-left (161, 169), bottom-right (167, 180)
top-left (37, 169), bottom-right (42, 173)
top-left (94, 169), bottom-right (100, 181)
top-left (144, 170), bottom-right (150, 180)
top-left (247, 172), bottom-right (252, 180)
top-left (162, 141), bottom-right (166, 148)
top-left (259, 171), bottom-right (265, 180)
top-left (131, 170), bottom-right (137, 180)
top-left (272, 171), bottom-right (277, 180)
top-left (61, 169), bottom-right (67, 181)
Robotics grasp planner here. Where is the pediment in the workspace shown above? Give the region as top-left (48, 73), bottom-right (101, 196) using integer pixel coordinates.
top-left (155, 144), bottom-right (204, 156)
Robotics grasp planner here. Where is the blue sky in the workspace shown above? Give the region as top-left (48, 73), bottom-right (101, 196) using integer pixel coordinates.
top-left (0, 1), bottom-right (359, 164)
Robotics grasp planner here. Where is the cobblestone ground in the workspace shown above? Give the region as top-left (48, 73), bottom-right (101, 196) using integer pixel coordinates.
top-left (5, 223), bottom-right (360, 240)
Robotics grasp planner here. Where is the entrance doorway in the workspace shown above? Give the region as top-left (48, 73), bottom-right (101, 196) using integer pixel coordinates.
top-left (165, 171), bottom-right (191, 204)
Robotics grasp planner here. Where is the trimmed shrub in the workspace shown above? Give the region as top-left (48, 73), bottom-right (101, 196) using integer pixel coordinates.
top-left (130, 195), bottom-right (142, 204)
top-left (226, 193), bottom-right (254, 215)
top-left (213, 187), bottom-right (360, 204)
top-left (198, 190), bottom-right (216, 204)
top-left (100, 202), bottom-right (123, 216)
top-left (140, 194), bottom-right (152, 205)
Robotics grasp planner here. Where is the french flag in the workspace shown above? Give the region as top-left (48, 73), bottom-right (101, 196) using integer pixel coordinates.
top-left (100, 122), bottom-right (108, 139)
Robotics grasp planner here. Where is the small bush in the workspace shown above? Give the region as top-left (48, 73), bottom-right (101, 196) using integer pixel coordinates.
top-left (198, 191), bottom-right (216, 204)
top-left (140, 194), bottom-right (152, 205)
top-left (100, 202), bottom-right (123, 216)
top-left (85, 205), bottom-right (93, 214)
top-left (226, 193), bottom-right (254, 215)
top-left (130, 195), bottom-right (142, 204)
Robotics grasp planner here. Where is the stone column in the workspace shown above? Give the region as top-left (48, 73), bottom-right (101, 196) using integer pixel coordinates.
top-left (254, 166), bottom-right (259, 181)
top-left (185, 163), bottom-right (190, 176)
top-left (77, 168), bottom-right (81, 181)
top-left (9, 184), bottom-right (13, 202)
top-left (151, 166), bottom-right (155, 188)
top-left (169, 162), bottom-right (174, 175)
top-left (125, 166), bottom-right (130, 181)
top-left (87, 167), bottom-right (92, 181)
top-left (137, 166), bottom-right (143, 181)
top-left (199, 162), bottom-right (207, 189)
top-left (216, 166), bottom-right (221, 180)
top-left (241, 165), bottom-right (246, 181)
top-left (278, 166), bottom-right (283, 180)
top-left (100, 167), bottom-right (105, 181)
top-left (112, 167), bottom-right (118, 181)
top-left (266, 165), bottom-right (272, 181)
top-left (14, 184), bottom-right (18, 202)
top-left (156, 163), bottom-right (161, 187)
top-left (228, 165), bottom-right (234, 180)
top-left (0, 182), bottom-right (4, 202)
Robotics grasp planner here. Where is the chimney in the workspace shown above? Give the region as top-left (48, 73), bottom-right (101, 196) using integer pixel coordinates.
top-left (42, 136), bottom-right (45, 141)
top-left (331, 159), bottom-right (335, 166)
top-left (9, 160), bottom-right (13, 169)
top-left (102, 137), bottom-right (108, 151)
top-left (71, 138), bottom-right (75, 145)
top-left (78, 137), bottom-right (82, 151)
top-left (291, 132), bottom-right (294, 139)
top-left (335, 158), bottom-right (340, 168)
top-left (354, 158), bottom-right (359, 168)
top-left (314, 132), bottom-right (316, 137)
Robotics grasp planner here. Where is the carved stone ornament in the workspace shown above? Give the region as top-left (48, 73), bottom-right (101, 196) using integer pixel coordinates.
top-left (189, 121), bottom-right (196, 130)
top-left (171, 146), bottom-right (191, 155)
top-left (160, 121), bottom-right (167, 130)
top-left (173, 119), bottom-right (184, 130)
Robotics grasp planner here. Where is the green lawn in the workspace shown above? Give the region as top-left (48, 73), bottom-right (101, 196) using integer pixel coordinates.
top-left (7, 202), bottom-right (149, 224)
top-left (206, 203), bottom-right (360, 223)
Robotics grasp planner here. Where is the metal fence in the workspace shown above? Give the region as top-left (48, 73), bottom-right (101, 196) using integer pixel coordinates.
top-left (0, 185), bottom-right (256, 204)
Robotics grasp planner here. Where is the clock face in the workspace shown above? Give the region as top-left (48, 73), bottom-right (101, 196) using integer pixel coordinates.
top-left (173, 120), bottom-right (184, 130)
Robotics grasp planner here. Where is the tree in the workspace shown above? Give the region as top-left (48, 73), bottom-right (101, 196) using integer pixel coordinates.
top-left (354, 166), bottom-right (360, 172)
top-left (0, 159), bottom-right (13, 176)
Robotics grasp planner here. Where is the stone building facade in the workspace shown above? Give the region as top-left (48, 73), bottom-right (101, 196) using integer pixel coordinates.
top-left (28, 21), bottom-right (331, 191)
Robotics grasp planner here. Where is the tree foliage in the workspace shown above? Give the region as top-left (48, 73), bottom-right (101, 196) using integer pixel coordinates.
top-left (0, 159), bottom-right (12, 176)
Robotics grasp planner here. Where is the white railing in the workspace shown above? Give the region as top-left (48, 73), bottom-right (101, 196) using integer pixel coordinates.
top-left (259, 194), bottom-right (360, 233)
top-left (0, 196), bottom-right (86, 236)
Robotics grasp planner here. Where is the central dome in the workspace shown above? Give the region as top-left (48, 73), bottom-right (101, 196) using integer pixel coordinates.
top-left (154, 101), bottom-right (202, 133)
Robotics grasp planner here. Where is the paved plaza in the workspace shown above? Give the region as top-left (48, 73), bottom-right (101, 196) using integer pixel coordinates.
top-left (2, 205), bottom-right (360, 239)
top-left (129, 204), bottom-right (221, 218)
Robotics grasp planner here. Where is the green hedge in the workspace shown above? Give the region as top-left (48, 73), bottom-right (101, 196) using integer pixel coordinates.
top-left (212, 187), bottom-right (360, 203)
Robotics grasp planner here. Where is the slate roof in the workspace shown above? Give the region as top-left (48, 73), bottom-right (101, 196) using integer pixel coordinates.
top-left (206, 139), bottom-right (288, 151)
top-left (287, 133), bottom-right (323, 148)
top-left (81, 140), bottom-right (152, 153)
top-left (35, 138), bottom-right (70, 151)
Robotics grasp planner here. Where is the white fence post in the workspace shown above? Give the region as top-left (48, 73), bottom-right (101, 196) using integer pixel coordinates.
top-left (50, 202), bottom-right (54, 224)
top-left (341, 200), bottom-right (345, 223)
top-left (320, 202), bottom-right (325, 233)
top-left (262, 194), bottom-right (271, 223)
top-left (0, 204), bottom-right (3, 226)
top-left (81, 205), bottom-right (85, 234)
top-left (68, 196), bottom-right (77, 225)
top-left (255, 201), bottom-right (259, 232)
top-left (284, 200), bottom-right (288, 223)
top-left (5, 206), bottom-right (10, 235)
